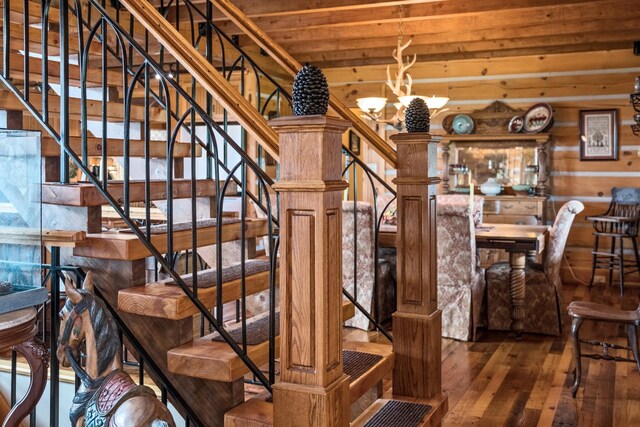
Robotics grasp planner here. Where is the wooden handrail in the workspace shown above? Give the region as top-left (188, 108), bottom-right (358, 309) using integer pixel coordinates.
top-left (118, 0), bottom-right (280, 161)
top-left (208, 0), bottom-right (398, 168)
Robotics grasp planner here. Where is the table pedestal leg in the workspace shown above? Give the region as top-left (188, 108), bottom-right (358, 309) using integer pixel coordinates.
top-left (3, 338), bottom-right (49, 427)
top-left (509, 252), bottom-right (526, 338)
top-left (526, 250), bottom-right (537, 263)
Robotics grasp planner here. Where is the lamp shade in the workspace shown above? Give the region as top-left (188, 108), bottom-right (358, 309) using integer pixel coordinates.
top-left (399, 95), bottom-right (449, 109)
top-left (424, 95), bottom-right (449, 109)
top-left (356, 97), bottom-right (387, 113)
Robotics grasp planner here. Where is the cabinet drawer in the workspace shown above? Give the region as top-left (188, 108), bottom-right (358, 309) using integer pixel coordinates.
top-left (483, 214), bottom-right (539, 225)
top-left (484, 200), bottom-right (540, 215)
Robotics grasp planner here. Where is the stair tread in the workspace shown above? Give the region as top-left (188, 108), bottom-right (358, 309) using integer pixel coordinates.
top-left (352, 393), bottom-right (448, 427)
top-left (0, 89), bottom-right (165, 124)
top-left (119, 217), bottom-right (240, 234)
top-left (223, 342), bottom-right (394, 426)
top-left (343, 341), bottom-right (394, 404)
top-left (118, 259), bottom-right (276, 319)
top-left (353, 399), bottom-right (434, 427)
top-left (42, 179), bottom-right (235, 207)
top-left (167, 300), bottom-right (354, 382)
top-left (224, 391), bottom-right (273, 427)
top-left (72, 218), bottom-right (268, 260)
top-left (40, 136), bottom-right (200, 159)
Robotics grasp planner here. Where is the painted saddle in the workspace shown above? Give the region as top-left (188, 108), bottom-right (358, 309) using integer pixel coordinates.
top-left (83, 370), bottom-right (157, 427)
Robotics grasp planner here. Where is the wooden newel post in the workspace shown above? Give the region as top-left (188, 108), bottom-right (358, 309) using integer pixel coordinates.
top-left (390, 132), bottom-right (443, 400)
top-left (270, 115), bottom-right (351, 427)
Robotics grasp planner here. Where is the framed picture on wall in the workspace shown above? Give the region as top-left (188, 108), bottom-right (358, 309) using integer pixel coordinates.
top-left (348, 130), bottom-right (361, 155)
top-left (579, 109), bottom-right (618, 161)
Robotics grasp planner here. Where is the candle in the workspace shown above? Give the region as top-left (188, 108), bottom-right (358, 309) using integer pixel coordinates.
top-left (469, 171), bottom-right (474, 222)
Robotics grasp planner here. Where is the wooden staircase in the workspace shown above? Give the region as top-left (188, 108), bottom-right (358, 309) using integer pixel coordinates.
top-left (0, 1), bottom-right (447, 426)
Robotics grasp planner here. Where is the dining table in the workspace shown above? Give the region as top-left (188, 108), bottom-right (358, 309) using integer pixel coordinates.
top-left (379, 222), bottom-right (550, 337)
top-left (475, 223), bottom-right (550, 337)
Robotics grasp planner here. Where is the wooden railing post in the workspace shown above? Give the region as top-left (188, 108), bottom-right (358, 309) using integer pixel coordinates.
top-left (271, 115), bottom-right (351, 427)
top-left (390, 132), bottom-right (444, 400)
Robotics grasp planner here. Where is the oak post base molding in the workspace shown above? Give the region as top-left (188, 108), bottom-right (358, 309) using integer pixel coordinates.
top-left (270, 115), bottom-right (350, 427)
top-left (390, 132), bottom-right (445, 406)
top-left (392, 310), bottom-right (443, 399)
top-left (272, 374), bottom-right (350, 427)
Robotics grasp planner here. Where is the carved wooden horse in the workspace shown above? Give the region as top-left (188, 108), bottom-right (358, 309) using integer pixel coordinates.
top-left (57, 272), bottom-right (175, 427)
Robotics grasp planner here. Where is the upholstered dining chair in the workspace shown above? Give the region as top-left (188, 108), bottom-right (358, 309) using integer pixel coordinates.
top-left (436, 194), bottom-right (485, 341)
top-left (486, 200), bottom-right (584, 335)
top-left (342, 200), bottom-right (395, 330)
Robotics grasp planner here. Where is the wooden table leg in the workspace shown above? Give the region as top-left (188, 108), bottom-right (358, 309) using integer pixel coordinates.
top-left (2, 338), bottom-right (49, 427)
top-left (526, 250), bottom-right (537, 263)
top-left (509, 251), bottom-right (526, 338)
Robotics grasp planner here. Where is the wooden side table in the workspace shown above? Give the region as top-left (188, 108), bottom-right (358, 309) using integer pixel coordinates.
top-left (0, 308), bottom-right (49, 427)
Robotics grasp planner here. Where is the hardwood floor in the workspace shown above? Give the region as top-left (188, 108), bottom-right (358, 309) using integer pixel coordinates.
top-left (444, 283), bottom-right (640, 427)
top-left (346, 283), bottom-right (640, 426)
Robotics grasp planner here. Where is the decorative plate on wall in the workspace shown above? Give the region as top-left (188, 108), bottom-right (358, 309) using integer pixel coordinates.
top-left (508, 116), bottom-right (524, 133)
top-left (523, 103), bottom-right (553, 133)
top-left (452, 114), bottom-right (475, 134)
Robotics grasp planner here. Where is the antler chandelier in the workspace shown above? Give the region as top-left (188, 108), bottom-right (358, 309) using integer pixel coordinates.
top-left (356, 10), bottom-right (449, 130)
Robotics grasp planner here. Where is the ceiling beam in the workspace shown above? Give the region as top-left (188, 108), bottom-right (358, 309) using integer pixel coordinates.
top-left (298, 32), bottom-right (640, 67)
top-left (256, 0), bottom-right (638, 44)
top-left (158, 0), bottom-right (430, 18)
top-left (281, 15), bottom-right (640, 56)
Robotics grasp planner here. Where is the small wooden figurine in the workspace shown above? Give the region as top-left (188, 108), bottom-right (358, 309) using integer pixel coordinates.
top-left (57, 272), bottom-right (175, 427)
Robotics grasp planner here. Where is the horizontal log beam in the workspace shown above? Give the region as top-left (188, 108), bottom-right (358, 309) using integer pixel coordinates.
top-left (262, 0), bottom-right (640, 44)
top-left (296, 33), bottom-right (640, 67)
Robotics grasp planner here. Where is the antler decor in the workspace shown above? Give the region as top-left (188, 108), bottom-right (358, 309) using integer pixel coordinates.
top-left (386, 37), bottom-right (417, 98)
top-left (356, 32), bottom-right (449, 130)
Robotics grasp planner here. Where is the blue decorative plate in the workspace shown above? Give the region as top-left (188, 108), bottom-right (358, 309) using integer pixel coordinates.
top-left (452, 114), bottom-right (474, 134)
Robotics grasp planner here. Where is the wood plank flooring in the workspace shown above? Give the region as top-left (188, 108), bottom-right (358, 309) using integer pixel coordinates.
top-left (345, 283), bottom-right (640, 427)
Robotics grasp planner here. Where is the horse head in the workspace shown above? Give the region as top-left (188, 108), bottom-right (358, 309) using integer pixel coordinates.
top-left (56, 272), bottom-right (94, 368)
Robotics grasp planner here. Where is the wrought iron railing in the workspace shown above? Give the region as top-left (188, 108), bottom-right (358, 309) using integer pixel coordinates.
top-left (1, 1), bottom-right (396, 423)
top-left (1, 1), bottom-right (280, 422)
top-left (119, 0), bottom-right (398, 336)
top-left (3, 260), bottom-right (208, 426)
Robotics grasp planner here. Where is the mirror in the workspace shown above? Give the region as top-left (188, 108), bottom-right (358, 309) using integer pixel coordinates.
top-left (452, 145), bottom-right (538, 189)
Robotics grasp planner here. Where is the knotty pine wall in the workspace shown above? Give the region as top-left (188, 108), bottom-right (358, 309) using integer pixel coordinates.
top-left (325, 49), bottom-right (640, 286)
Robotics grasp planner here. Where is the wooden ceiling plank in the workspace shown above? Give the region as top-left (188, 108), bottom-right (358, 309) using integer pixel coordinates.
top-left (209, 0), bottom-right (593, 35)
top-left (294, 28), bottom-right (640, 67)
top-left (323, 50), bottom-right (638, 84)
top-left (162, 0), bottom-right (427, 19)
top-left (262, 1), bottom-right (640, 44)
top-left (282, 16), bottom-right (640, 56)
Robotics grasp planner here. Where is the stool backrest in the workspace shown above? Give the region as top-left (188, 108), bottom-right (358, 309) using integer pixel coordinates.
top-left (607, 187), bottom-right (640, 236)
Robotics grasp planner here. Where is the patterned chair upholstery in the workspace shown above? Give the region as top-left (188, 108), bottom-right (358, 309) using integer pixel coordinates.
top-left (436, 194), bottom-right (485, 341)
top-left (342, 201), bottom-right (395, 330)
top-left (486, 200), bottom-right (584, 335)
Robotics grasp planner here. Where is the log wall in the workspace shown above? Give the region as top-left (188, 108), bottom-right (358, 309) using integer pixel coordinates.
top-left (325, 49), bottom-right (640, 286)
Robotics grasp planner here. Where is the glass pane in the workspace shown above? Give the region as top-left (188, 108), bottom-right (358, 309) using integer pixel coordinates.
top-left (0, 130), bottom-right (44, 313)
top-left (456, 146), bottom-right (537, 188)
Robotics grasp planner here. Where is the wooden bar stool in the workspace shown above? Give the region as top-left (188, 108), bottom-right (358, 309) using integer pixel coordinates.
top-left (568, 301), bottom-right (640, 398)
top-left (587, 187), bottom-right (640, 295)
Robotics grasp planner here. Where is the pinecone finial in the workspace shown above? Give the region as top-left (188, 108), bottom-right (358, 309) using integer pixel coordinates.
top-left (292, 65), bottom-right (330, 116)
top-left (404, 98), bottom-right (431, 133)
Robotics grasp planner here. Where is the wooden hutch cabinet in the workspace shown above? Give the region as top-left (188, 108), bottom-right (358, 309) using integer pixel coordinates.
top-left (439, 101), bottom-right (552, 226)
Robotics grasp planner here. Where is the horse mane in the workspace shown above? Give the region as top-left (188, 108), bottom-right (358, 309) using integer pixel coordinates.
top-left (78, 290), bottom-right (120, 375)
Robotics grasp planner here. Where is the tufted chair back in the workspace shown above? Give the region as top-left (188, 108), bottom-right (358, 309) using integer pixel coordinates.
top-left (544, 200), bottom-right (584, 292)
top-left (436, 195), bottom-right (484, 286)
